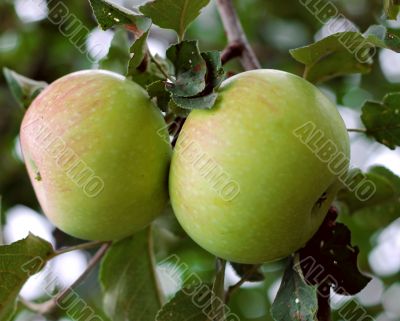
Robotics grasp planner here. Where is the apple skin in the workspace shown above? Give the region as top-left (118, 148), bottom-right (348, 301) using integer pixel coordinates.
top-left (169, 69), bottom-right (350, 264)
top-left (20, 70), bottom-right (171, 241)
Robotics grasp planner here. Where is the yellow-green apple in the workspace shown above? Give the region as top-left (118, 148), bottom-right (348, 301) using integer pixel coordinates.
top-left (169, 69), bottom-right (350, 264)
top-left (20, 70), bottom-right (171, 241)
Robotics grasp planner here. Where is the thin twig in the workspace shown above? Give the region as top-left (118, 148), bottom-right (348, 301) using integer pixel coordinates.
top-left (52, 240), bottom-right (106, 257)
top-left (216, 0), bottom-right (261, 70)
top-left (22, 242), bottom-right (111, 315)
top-left (225, 264), bottom-right (262, 303)
top-left (347, 128), bottom-right (367, 133)
top-left (148, 49), bottom-right (173, 81)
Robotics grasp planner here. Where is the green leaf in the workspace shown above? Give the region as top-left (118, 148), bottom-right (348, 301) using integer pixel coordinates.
top-left (0, 234), bottom-right (54, 321)
top-left (338, 166), bottom-right (400, 229)
top-left (164, 45), bottom-right (224, 111)
top-left (171, 92), bottom-right (218, 110)
top-left (201, 51), bottom-right (225, 90)
top-left (361, 92), bottom-right (400, 149)
top-left (147, 80), bottom-right (170, 112)
top-left (166, 41), bottom-right (207, 97)
top-left (384, 0), bottom-right (400, 20)
top-left (140, 0), bottom-right (210, 40)
top-left (168, 99), bottom-right (190, 117)
top-left (89, 0), bottom-right (151, 37)
top-left (99, 28), bottom-right (131, 75)
top-left (128, 30), bottom-right (150, 75)
top-left (271, 256), bottom-right (318, 321)
top-left (298, 209), bottom-right (371, 296)
top-left (290, 32), bottom-right (372, 83)
top-left (364, 25), bottom-right (400, 52)
top-left (3, 68), bottom-right (47, 109)
top-left (384, 28), bottom-right (400, 51)
top-left (290, 27), bottom-right (400, 83)
top-left (156, 286), bottom-right (212, 321)
top-left (100, 227), bottom-right (163, 321)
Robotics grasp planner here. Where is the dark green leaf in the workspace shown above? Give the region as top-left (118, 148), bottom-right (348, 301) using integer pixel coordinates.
top-left (156, 286), bottom-right (212, 321)
top-left (361, 92), bottom-right (400, 149)
top-left (201, 51), bottom-right (225, 91)
top-left (298, 209), bottom-right (371, 296)
top-left (338, 166), bottom-right (400, 229)
top-left (166, 41), bottom-right (207, 97)
top-left (89, 0), bottom-right (151, 36)
top-left (163, 45), bottom-right (223, 111)
top-left (168, 99), bottom-right (190, 117)
top-left (230, 263), bottom-right (264, 282)
top-left (384, 0), bottom-right (400, 20)
top-left (140, 0), bottom-right (210, 40)
top-left (271, 256), bottom-right (318, 321)
top-left (128, 30), bottom-right (150, 75)
top-left (3, 68), bottom-right (47, 110)
top-left (171, 93), bottom-right (218, 110)
top-left (0, 234), bottom-right (54, 321)
top-left (384, 28), bottom-right (400, 52)
top-left (99, 28), bottom-right (131, 75)
top-left (99, 227), bottom-right (162, 321)
top-left (147, 80), bottom-right (170, 112)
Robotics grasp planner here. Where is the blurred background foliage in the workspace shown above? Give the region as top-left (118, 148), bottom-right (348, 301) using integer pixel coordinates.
top-left (1, 0), bottom-right (400, 320)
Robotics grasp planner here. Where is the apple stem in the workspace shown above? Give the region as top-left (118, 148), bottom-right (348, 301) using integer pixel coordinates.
top-left (52, 240), bottom-right (107, 257)
top-left (216, 0), bottom-right (261, 70)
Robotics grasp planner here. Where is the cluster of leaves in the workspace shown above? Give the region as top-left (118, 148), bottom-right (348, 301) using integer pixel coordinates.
top-left (90, 0), bottom-right (223, 113)
top-left (271, 208), bottom-right (371, 321)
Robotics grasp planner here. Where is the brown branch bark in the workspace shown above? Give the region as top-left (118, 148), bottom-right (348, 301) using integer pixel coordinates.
top-left (221, 41), bottom-right (244, 65)
top-left (216, 0), bottom-right (261, 70)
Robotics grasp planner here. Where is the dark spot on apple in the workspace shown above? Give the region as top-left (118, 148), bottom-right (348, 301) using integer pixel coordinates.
top-left (35, 172), bottom-right (42, 181)
top-left (316, 192), bottom-right (328, 208)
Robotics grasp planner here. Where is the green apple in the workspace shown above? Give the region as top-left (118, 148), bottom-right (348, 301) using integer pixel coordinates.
top-left (169, 69), bottom-right (350, 264)
top-left (20, 70), bottom-right (171, 241)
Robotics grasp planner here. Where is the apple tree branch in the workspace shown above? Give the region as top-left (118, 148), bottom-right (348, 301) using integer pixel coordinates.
top-left (216, 0), bottom-right (261, 70)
